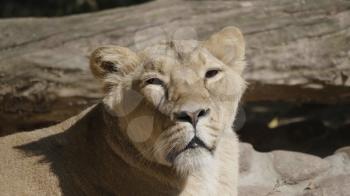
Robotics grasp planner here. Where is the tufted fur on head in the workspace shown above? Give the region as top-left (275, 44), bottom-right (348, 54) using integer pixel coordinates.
top-left (90, 27), bottom-right (246, 174)
top-left (90, 26), bottom-right (246, 195)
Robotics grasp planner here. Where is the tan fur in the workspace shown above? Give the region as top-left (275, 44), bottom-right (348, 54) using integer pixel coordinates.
top-left (0, 27), bottom-right (246, 196)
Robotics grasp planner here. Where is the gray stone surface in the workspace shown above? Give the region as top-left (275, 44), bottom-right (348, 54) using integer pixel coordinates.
top-left (238, 185), bottom-right (272, 196)
top-left (272, 151), bottom-right (330, 183)
top-left (238, 143), bottom-right (350, 196)
top-left (303, 175), bottom-right (350, 196)
top-left (239, 142), bottom-right (254, 174)
top-left (336, 146), bottom-right (350, 157)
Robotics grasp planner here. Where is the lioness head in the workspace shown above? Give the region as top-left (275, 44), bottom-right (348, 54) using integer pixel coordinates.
top-left (90, 27), bottom-right (246, 175)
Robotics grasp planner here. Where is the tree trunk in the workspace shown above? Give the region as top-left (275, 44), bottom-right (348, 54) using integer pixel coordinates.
top-left (1, 0), bottom-right (349, 133)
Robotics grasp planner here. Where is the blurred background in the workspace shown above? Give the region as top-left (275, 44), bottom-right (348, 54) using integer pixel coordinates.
top-left (0, 0), bottom-right (349, 158)
top-left (0, 0), bottom-right (150, 18)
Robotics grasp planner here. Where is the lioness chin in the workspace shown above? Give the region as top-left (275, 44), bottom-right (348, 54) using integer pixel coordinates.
top-left (0, 26), bottom-right (246, 196)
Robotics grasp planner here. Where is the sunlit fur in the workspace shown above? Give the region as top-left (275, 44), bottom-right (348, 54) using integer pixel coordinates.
top-left (130, 41), bottom-right (245, 174)
top-left (101, 27), bottom-right (247, 195)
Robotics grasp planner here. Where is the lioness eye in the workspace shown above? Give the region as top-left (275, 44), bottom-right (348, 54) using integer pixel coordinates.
top-left (146, 78), bottom-right (164, 85)
top-left (205, 69), bottom-right (220, 78)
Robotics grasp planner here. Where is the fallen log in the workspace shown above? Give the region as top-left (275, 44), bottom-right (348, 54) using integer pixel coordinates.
top-left (1, 0), bottom-right (349, 133)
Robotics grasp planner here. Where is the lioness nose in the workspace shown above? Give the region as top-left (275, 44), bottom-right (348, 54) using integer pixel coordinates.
top-left (174, 108), bottom-right (210, 127)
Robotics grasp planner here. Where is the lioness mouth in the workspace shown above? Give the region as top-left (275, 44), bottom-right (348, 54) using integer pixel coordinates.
top-left (166, 136), bottom-right (213, 163)
top-left (184, 136), bottom-right (210, 151)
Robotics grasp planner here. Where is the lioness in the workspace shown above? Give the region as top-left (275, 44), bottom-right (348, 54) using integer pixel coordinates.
top-left (0, 26), bottom-right (246, 196)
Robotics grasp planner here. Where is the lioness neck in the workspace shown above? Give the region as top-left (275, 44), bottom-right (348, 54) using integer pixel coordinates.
top-left (100, 104), bottom-right (234, 196)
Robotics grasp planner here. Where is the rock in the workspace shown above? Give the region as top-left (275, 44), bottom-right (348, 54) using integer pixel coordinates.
top-left (238, 146), bottom-right (350, 195)
top-left (238, 185), bottom-right (272, 196)
top-left (239, 142), bottom-right (254, 173)
top-left (303, 175), bottom-right (350, 196)
top-left (336, 146), bottom-right (350, 157)
top-left (323, 151), bottom-right (350, 180)
top-left (272, 151), bottom-right (330, 183)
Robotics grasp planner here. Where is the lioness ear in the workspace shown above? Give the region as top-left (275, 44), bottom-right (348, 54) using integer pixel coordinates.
top-left (204, 26), bottom-right (245, 73)
top-left (90, 46), bottom-right (140, 81)
top-left (90, 46), bottom-right (142, 114)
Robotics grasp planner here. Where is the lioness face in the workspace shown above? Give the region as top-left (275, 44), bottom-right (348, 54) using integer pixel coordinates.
top-left (90, 27), bottom-right (246, 175)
